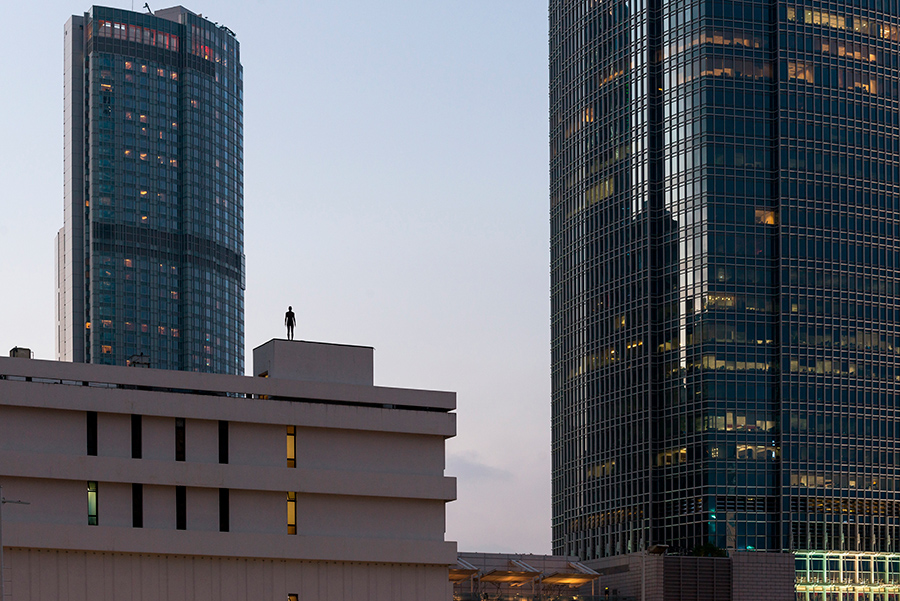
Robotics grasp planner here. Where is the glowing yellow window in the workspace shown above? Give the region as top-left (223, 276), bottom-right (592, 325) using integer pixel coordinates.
top-left (287, 426), bottom-right (296, 468)
top-left (287, 492), bottom-right (297, 535)
top-left (755, 209), bottom-right (776, 225)
top-left (101, 345), bottom-right (113, 354)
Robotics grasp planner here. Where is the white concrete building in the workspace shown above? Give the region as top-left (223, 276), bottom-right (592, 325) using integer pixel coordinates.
top-left (0, 339), bottom-right (456, 600)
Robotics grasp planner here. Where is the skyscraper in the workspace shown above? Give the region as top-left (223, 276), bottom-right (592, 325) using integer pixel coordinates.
top-left (550, 0), bottom-right (900, 589)
top-left (58, 5), bottom-right (244, 374)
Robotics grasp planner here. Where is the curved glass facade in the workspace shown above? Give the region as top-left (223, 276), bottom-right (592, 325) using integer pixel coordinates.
top-left (59, 5), bottom-right (244, 374)
top-left (550, 0), bottom-right (900, 577)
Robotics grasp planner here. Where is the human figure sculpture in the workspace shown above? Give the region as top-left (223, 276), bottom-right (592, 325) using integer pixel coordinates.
top-left (285, 306), bottom-right (296, 340)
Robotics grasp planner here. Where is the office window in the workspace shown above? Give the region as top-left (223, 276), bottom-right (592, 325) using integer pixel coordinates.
top-left (218, 420), bottom-right (228, 464)
top-left (132, 483), bottom-right (143, 528)
top-left (87, 481), bottom-right (98, 525)
top-left (175, 417), bottom-right (185, 461)
top-left (131, 414), bottom-right (142, 459)
top-left (219, 488), bottom-right (229, 532)
top-left (287, 425), bottom-right (296, 468)
top-left (176, 486), bottom-right (186, 530)
top-left (87, 411), bottom-right (98, 456)
top-left (287, 492), bottom-right (297, 535)
top-left (288, 596), bottom-right (298, 601)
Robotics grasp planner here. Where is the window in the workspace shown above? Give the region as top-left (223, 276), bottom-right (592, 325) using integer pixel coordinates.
top-left (87, 411), bottom-right (98, 456)
top-left (286, 426), bottom-right (296, 468)
top-left (287, 492), bottom-right (297, 535)
top-left (218, 420), bottom-right (228, 464)
top-left (175, 418), bottom-right (185, 461)
top-left (133, 483), bottom-right (143, 528)
top-left (87, 481), bottom-right (98, 525)
top-left (288, 596), bottom-right (298, 601)
top-left (219, 488), bottom-right (229, 532)
top-left (176, 486), bottom-right (186, 530)
top-left (131, 414), bottom-right (142, 459)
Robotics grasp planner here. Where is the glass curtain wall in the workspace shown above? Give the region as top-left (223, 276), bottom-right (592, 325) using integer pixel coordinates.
top-left (551, 0), bottom-right (900, 567)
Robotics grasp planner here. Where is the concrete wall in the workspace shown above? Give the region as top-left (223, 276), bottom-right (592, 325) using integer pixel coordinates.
top-left (585, 551), bottom-right (795, 601)
top-left (731, 552), bottom-right (794, 601)
top-left (6, 548), bottom-right (451, 601)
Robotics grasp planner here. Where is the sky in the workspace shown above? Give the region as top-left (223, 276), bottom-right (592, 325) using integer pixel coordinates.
top-left (0, 1), bottom-right (550, 553)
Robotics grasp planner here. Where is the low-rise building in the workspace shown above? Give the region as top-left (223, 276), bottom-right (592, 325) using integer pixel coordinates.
top-left (0, 339), bottom-right (456, 600)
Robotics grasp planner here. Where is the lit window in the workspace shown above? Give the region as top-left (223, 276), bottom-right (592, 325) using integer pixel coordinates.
top-left (101, 320), bottom-right (112, 328)
top-left (87, 481), bottom-right (99, 525)
top-left (287, 492), bottom-right (297, 534)
top-left (141, 64), bottom-right (148, 73)
top-left (140, 190), bottom-right (148, 197)
top-left (158, 326), bottom-right (167, 336)
top-left (287, 426), bottom-right (296, 468)
top-left (288, 595), bottom-right (298, 601)
top-left (191, 99), bottom-right (199, 108)
top-left (139, 153), bottom-right (148, 161)
top-left (171, 71), bottom-right (178, 80)
top-left (170, 159), bottom-right (178, 167)
top-left (171, 328), bottom-right (179, 338)
top-left (124, 258), bottom-right (133, 267)
top-left (101, 345), bottom-right (113, 354)
top-left (755, 209), bottom-right (776, 225)
top-left (124, 149), bottom-right (133, 157)
top-left (125, 112), bottom-right (133, 120)
top-left (157, 68), bottom-right (165, 77)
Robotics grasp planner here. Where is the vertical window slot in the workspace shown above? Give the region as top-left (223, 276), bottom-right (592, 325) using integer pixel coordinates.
top-left (175, 418), bottom-right (185, 461)
top-left (131, 414), bottom-right (142, 459)
top-left (87, 411), bottom-right (98, 456)
top-left (287, 425), bottom-right (296, 468)
top-left (176, 485), bottom-right (186, 530)
top-left (87, 481), bottom-right (99, 525)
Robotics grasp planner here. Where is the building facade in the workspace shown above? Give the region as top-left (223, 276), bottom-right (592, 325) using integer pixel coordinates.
top-left (549, 0), bottom-right (900, 593)
top-left (58, 5), bottom-right (244, 374)
top-left (0, 340), bottom-right (456, 600)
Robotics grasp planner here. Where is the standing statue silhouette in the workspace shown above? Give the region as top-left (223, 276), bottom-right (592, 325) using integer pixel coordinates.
top-left (285, 306), bottom-right (296, 341)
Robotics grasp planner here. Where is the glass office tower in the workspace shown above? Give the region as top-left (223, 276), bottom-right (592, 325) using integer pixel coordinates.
top-left (58, 5), bottom-right (244, 374)
top-left (550, 0), bottom-right (900, 590)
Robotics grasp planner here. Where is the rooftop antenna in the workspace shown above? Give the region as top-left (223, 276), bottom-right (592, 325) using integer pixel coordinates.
top-left (144, 2), bottom-right (153, 14)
